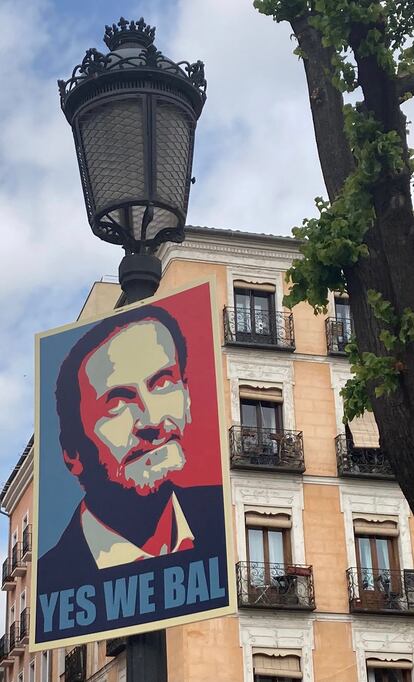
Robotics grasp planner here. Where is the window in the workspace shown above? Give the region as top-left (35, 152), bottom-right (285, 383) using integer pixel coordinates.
top-left (234, 285), bottom-right (275, 340)
top-left (12, 529), bottom-right (18, 547)
top-left (354, 520), bottom-right (400, 602)
top-left (18, 670), bottom-right (24, 682)
top-left (29, 660), bottom-right (35, 682)
top-left (241, 399), bottom-right (283, 432)
top-left (334, 295), bottom-right (351, 321)
top-left (20, 590), bottom-right (26, 614)
top-left (246, 512), bottom-right (291, 586)
top-left (22, 513), bottom-right (29, 532)
top-left (10, 603), bottom-right (15, 624)
top-left (58, 649), bottom-right (66, 677)
top-left (41, 651), bottom-right (49, 682)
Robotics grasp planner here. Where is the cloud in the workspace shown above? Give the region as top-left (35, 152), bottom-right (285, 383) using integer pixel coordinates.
top-left (0, 0), bottom-right (412, 494)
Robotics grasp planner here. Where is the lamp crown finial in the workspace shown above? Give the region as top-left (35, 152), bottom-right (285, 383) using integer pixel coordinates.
top-left (103, 17), bottom-right (156, 51)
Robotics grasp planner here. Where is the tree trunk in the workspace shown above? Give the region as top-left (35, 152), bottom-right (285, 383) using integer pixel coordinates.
top-left (290, 15), bottom-right (414, 512)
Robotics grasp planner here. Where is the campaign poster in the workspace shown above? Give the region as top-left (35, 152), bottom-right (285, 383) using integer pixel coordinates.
top-left (30, 279), bottom-right (235, 650)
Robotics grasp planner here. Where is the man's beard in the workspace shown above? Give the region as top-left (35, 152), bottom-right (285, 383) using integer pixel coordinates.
top-left (77, 436), bottom-right (184, 547)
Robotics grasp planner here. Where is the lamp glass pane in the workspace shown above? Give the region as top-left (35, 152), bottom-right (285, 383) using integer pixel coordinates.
top-left (155, 101), bottom-right (193, 210)
top-left (79, 99), bottom-right (146, 214)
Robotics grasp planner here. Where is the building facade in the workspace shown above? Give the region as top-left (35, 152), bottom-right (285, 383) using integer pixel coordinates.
top-left (1, 227), bottom-right (414, 682)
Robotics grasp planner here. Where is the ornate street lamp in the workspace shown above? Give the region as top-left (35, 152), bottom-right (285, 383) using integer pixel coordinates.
top-left (58, 17), bottom-right (206, 302)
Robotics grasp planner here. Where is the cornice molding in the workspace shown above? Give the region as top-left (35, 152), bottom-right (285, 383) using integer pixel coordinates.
top-left (2, 449), bottom-right (34, 515)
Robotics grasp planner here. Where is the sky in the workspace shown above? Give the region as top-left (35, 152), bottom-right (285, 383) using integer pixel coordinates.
top-left (0, 0), bottom-right (413, 613)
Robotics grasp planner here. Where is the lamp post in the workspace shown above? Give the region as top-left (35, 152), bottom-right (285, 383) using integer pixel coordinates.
top-left (58, 16), bottom-right (206, 681)
top-left (58, 16), bottom-right (206, 303)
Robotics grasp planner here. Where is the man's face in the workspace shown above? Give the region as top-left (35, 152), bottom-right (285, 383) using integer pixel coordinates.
top-left (77, 319), bottom-right (191, 494)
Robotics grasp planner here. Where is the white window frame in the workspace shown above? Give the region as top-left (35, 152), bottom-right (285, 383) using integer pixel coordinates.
top-left (29, 659), bottom-right (35, 682)
top-left (12, 528), bottom-right (18, 547)
top-left (22, 511), bottom-right (29, 536)
top-left (10, 602), bottom-right (15, 624)
top-left (18, 670), bottom-right (24, 682)
top-left (20, 589), bottom-right (26, 615)
top-left (41, 650), bottom-right (49, 682)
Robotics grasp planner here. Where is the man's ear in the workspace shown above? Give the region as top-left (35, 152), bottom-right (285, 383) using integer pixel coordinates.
top-left (63, 450), bottom-right (84, 477)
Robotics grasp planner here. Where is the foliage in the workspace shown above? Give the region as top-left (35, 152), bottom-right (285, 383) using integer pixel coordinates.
top-left (283, 110), bottom-right (404, 313)
top-left (255, 0), bottom-right (414, 421)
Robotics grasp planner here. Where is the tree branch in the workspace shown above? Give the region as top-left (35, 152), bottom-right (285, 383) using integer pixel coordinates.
top-left (397, 72), bottom-right (414, 100)
top-left (291, 15), bottom-right (354, 201)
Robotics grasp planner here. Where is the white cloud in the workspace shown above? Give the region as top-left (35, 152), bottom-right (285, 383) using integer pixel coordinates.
top-left (0, 0), bottom-right (412, 517)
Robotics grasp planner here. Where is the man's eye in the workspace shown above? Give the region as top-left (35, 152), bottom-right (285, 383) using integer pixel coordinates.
top-left (107, 399), bottom-right (126, 414)
top-left (152, 377), bottom-right (174, 392)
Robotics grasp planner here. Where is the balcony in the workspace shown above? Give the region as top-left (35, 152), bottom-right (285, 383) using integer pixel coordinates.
top-left (230, 426), bottom-right (305, 473)
top-left (335, 435), bottom-right (393, 480)
top-left (0, 636), bottom-right (13, 667)
top-left (9, 623), bottom-right (24, 656)
top-left (19, 608), bottom-right (29, 645)
top-left (1, 559), bottom-right (15, 591)
top-left (223, 307), bottom-right (295, 351)
top-left (347, 567), bottom-right (414, 615)
top-left (10, 543), bottom-right (25, 578)
top-left (65, 645), bottom-right (86, 682)
top-left (325, 317), bottom-right (353, 355)
top-left (22, 526), bottom-right (32, 562)
top-left (236, 562), bottom-right (315, 610)
top-left (106, 638), bottom-right (127, 657)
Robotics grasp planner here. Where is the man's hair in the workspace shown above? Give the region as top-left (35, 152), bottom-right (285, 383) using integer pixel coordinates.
top-left (55, 304), bottom-right (188, 459)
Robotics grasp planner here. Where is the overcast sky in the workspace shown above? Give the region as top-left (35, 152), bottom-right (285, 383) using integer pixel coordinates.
top-left (0, 0), bottom-right (412, 582)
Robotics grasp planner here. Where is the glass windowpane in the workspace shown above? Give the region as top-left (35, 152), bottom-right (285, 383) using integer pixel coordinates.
top-left (268, 531), bottom-right (284, 565)
top-left (358, 537), bottom-right (374, 590)
top-left (241, 401), bottom-right (258, 428)
top-left (248, 529), bottom-right (264, 563)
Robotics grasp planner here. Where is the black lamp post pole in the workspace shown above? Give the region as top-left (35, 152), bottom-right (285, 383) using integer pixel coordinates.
top-left (121, 253), bottom-right (167, 682)
top-left (58, 18), bottom-right (206, 682)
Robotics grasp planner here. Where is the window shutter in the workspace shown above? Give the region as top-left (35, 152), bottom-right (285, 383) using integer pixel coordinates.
top-left (245, 507), bottom-right (292, 529)
top-left (348, 411), bottom-right (379, 448)
top-left (366, 658), bottom-right (412, 670)
top-left (253, 652), bottom-right (302, 678)
top-left (234, 280), bottom-right (275, 293)
top-left (239, 385), bottom-right (283, 403)
top-left (353, 515), bottom-right (399, 537)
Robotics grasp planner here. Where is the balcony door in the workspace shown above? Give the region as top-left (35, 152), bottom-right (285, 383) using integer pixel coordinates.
top-left (334, 296), bottom-right (352, 347)
top-left (247, 523), bottom-right (291, 585)
top-left (241, 399), bottom-right (283, 462)
top-left (356, 534), bottom-right (400, 606)
top-left (235, 288), bottom-right (275, 342)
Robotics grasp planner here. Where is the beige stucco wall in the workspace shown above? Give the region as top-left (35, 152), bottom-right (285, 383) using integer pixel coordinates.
top-left (312, 621), bottom-right (358, 681)
top-left (167, 617), bottom-right (243, 682)
top-left (293, 361), bottom-right (338, 476)
top-left (303, 483), bottom-right (349, 613)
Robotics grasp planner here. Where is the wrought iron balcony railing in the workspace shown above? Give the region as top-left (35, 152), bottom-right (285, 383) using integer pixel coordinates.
top-left (325, 316), bottom-right (353, 355)
top-left (236, 561), bottom-right (315, 610)
top-left (1, 559), bottom-right (14, 590)
top-left (19, 608), bottom-right (29, 643)
top-left (223, 307), bottom-right (295, 350)
top-left (22, 526), bottom-right (32, 560)
top-left (65, 645), bottom-right (87, 682)
top-left (9, 623), bottom-right (20, 652)
top-left (335, 434), bottom-right (394, 480)
top-left (106, 638), bottom-right (127, 657)
top-left (347, 567), bottom-right (414, 614)
top-left (11, 543), bottom-right (25, 576)
top-left (0, 635), bottom-right (10, 662)
top-left (230, 427), bottom-right (305, 473)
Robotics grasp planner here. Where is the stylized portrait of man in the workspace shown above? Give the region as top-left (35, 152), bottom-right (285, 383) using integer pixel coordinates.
top-left (34, 283), bottom-right (232, 646)
top-left (37, 301), bottom-right (224, 587)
